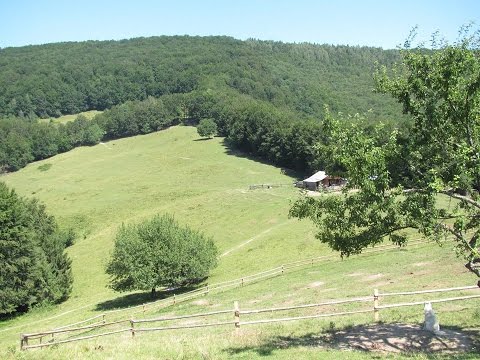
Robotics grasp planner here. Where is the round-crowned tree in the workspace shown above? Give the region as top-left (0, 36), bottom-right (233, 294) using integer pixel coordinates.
top-left (106, 214), bottom-right (218, 295)
top-left (0, 182), bottom-right (73, 315)
top-left (197, 118), bottom-right (217, 139)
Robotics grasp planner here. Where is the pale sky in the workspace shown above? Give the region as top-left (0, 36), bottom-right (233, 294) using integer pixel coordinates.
top-left (1, 0), bottom-right (478, 49)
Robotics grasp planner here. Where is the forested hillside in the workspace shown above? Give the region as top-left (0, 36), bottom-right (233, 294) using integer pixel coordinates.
top-left (0, 36), bottom-right (401, 119)
top-left (0, 36), bottom-right (409, 174)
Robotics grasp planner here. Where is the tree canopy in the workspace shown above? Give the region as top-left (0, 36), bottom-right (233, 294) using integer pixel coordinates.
top-left (0, 182), bottom-right (73, 315)
top-left (197, 118), bottom-right (217, 138)
top-left (0, 36), bottom-right (402, 120)
top-left (106, 214), bottom-right (218, 294)
top-left (290, 28), bottom-right (480, 278)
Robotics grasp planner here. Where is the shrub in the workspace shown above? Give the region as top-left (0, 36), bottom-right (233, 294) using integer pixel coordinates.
top-left (197, 118), bottom-right (217, 138)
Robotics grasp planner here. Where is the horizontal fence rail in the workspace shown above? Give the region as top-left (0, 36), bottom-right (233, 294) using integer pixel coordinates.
top-left (378, 285), bottom-right (479, 297)
top-left (375, 294), bottom-right (480, 310)
top-left (133, 309), bottom-right (233, 324)
top-left (240, 296), bottom-right (372, 315)
top-left (54, 313), bottom-right (106, 331)
top-left (133, 321), bottom-right (237, 333)
top-left (21, 328), bottom-right (131, 350)
top-left (249, 183), bottom-right (293, 190)
top-left (239, 309), bottom-right (374, 326)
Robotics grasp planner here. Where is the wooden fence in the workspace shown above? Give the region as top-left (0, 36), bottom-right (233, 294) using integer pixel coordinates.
top-left (20, 283), bottom-right (479, 350)
top-left (18, 239), bottom-right (433, 349)
top-left (22, 239), bottom-right (430, 334)
top-left (374, 285), bottom-right (480, 320)
top-left (249, 183), bottom-right (293, 190)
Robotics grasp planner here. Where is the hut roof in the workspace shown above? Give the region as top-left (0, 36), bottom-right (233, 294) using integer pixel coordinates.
top-left (303, 171), bottom-right (327, 183)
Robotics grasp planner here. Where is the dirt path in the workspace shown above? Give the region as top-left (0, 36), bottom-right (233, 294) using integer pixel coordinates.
top-left (220, 219), bottom-right (292, 257)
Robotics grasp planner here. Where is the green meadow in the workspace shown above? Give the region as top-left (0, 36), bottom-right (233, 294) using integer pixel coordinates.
top-left (39, 110), bottom-right (101, 124)
top-left (1, 126), bottom-right (478, 359)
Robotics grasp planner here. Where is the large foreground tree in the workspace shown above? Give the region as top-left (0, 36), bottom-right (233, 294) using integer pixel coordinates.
top-left (106, 214), bottom-right (218, 295)
top-left (0, 182), bottom-right (73, 315)
top-left (290, 27), bottom-right (480, 278)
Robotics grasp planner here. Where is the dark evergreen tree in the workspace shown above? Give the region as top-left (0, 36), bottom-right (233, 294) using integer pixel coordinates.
top-left (0, 182), bottom-right (73, 315)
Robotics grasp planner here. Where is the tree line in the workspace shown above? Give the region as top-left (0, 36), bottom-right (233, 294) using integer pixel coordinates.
top-left (1, 87), bottom-right (406, 174)
top-left (0, 96), bottom-right (177, 171)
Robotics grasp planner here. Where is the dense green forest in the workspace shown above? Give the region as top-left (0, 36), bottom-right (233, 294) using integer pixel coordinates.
top-left (0, 36), bottom-right (407, 173)
top-left (0, 36), bottom-right (401, 118)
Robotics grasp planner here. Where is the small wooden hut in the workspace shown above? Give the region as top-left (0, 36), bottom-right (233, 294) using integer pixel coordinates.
top-left (300, 170), bottom-right (346, 191)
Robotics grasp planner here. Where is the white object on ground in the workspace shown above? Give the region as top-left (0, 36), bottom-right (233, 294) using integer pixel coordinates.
top-left (423, 302), bottom-right (445, 335)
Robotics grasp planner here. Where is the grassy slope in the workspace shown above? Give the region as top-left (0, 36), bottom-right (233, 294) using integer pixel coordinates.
top-left (0, 126), bottom-right (323, 336)
top-left (1, 126), bottom-right (478, 359)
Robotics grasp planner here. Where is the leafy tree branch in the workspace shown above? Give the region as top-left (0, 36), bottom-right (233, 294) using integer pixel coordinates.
top-left (291, 27), bottom-right (480, 278)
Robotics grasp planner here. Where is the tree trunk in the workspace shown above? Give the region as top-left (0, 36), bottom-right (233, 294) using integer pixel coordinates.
top-left (151, 288), bottom-right (156, 298)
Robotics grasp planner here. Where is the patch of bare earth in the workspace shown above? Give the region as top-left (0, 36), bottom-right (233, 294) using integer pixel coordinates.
top-left (192, 299), bottom-right (210, 306)
top-left (226, 323), bottom-right (477, 356)
top-left (362, 273), bottom-right (384, 281)
top-left (413, 261), bottom-right (432, 267)
top-left (331, 323), bottom-right (477, 354)
top-left (307, 281), bottom-right (325, 288)
top-left (347, 272), bottom-right (364, 277)
top-left (248, 293), bottom-right (274, 305)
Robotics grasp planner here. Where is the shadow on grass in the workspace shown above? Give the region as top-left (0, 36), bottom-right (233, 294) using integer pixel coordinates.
top-left (95, 284), bottom-right (203, 311)
top-left (224, 323), bottom-right (479, 358)
top-left (220, 139), bottom-right (303, 181)
top-left (193, 137), bottom-right (213, 141)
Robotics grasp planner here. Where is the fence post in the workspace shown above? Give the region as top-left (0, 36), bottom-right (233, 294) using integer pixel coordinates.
top-left (173, 294), bottom-right (176, 305)
top-left (241, 278), bottom-right (244, 287)
top-left (311, 258), bottom-right (314, 267)
top-left (130, 319), bottom-right (135, 338)
top-left (234, 301), bottom-right (240, 329)
top-left (281, 265), bottom-right (284, 274)
top-left (373, 288), bottom-right (379, 322)
top-left (102, 313), bottom-right (106, 324)
top-left (20, 334), bottom-right (27, 350)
